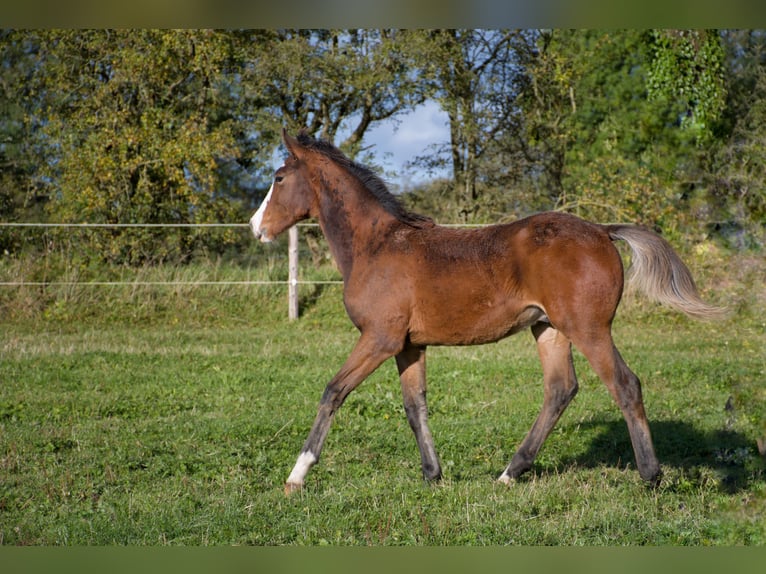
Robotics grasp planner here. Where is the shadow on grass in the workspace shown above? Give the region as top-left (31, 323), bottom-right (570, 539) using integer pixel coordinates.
top-left (549, 418), bottom-right (764, 493)
top-left (298, 283), bottom-right (328, 318)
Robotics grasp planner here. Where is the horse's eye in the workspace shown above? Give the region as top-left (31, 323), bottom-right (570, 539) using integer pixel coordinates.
top-left (275, 176), bottom-right (284, 184)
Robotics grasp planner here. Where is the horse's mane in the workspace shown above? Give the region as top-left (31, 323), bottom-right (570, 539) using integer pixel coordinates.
top-left (296, 130), bottom-right (435, 229)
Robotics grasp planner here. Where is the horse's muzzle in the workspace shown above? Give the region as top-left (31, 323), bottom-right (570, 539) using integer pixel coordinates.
top-left (250, 221), bottom-right (272, 243)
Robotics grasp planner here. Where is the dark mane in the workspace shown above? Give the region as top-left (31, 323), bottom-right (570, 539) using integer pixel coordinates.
top-left (296, 130), bottom-right (434, 229)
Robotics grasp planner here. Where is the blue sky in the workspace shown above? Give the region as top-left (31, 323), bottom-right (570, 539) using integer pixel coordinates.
top-left (359, 99), bottom-right (451, 189)
top-left (270, 100), bottom-right (451, 191)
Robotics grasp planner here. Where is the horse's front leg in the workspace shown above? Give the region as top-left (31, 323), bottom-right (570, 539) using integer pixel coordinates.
top-left (396, 343), bottom-right (442, 481)
top-left (284, 333), bottom-right (400, 495)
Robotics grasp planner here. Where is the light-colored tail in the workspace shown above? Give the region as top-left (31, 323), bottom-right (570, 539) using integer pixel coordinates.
top-left (607, 225), bottom-right (727, 320)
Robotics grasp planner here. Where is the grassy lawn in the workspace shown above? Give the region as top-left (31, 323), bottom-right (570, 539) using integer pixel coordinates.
top-left (1, 278), bottom-right (765, 545)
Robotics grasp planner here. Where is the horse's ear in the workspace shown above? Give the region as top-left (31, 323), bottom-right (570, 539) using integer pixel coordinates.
top-left (282, 128), bottom-right (300, 159)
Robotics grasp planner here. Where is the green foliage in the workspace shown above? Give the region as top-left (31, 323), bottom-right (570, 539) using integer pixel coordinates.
top-left (510, 31), bottom-right (701, 234)
top-left (563, 155), bottom-right (679, 230)
top-left (2, 28), bottom-right (765, 262)
top-left (27, 31), bottom-right (244, 263)
top-left (703, 31), bottom-right (766, 248)
top-left (1, 30), bottom-right (428, 263)
top-left (647, 30), bottom-right (727, 141)
top-left (0, 32), bottom-right (49, 253)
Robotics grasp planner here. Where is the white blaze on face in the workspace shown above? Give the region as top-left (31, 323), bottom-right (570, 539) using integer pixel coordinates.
top-left (249, 182), bottom-right (274, 242)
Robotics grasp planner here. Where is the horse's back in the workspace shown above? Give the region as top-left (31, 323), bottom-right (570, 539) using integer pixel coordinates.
top-left (385, 212), bottom-right (624, 346)
top-left (409, 211), bottom-right (619, 283)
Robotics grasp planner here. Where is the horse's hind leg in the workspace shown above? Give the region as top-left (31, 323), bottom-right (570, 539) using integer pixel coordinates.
top-left (576, 333), bottom-right (661, 484)
top-left (499, 323), bottom-right (578, 484)
top-left (396, 343), bottom-right (442, 481)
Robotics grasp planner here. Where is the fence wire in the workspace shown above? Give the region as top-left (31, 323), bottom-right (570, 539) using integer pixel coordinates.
top-left (0, 222), bottom-right (323, 288)
top-left (0, 221), bottom-right (481, 318)
top-left (0, 221), bottom-right (479, 288)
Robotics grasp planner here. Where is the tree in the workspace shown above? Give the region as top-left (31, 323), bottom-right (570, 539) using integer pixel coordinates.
top-left (647, 30), bottom-right (727, 142)
top-left (2, 29), bottom-right (435, 263)
top-left (512, 30), bottom-right (717, 236)
top-left (407, 29), bottom-right (533, 222)
top-left (510, 29), bottom-right (575, 207)
top-left (3, 28), bottom-right (760, 265)
top-left (242, 29), bottom-right (426, 158)
top-left (23, 30), bottom-right (246, 263)
top-left (704, 30), bottom-right (766, 247)
top-left (0, 31), bottom-right (49, 252)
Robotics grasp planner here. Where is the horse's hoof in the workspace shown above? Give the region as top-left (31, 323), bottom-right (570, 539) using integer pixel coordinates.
top-left (642, 468), bottom-right (663, 489)
top-left (496, 474), bottom-right (513, 486)
top-left (284, 481), bottom-right (303, 496)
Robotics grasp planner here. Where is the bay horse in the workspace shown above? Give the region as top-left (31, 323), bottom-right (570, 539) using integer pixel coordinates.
top-left (250, 129), bottom-right (723, 495)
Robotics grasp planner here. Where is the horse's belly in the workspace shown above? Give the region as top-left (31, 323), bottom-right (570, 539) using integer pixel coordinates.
top-left (408, 300), bottom-right (546, 347)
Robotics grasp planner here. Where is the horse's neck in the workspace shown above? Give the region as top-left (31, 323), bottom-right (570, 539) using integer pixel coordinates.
top-left (315, 178), bottom-right (395, 281)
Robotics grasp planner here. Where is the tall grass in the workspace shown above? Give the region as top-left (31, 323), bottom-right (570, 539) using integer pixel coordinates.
top-left (0, 227), bottom-right (343, 326)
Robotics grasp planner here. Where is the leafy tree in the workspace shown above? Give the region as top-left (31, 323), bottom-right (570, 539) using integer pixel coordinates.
top-left (1, 29), bottom-right (436, 263)
top-left (511, 29), bottom-right (581, 207)
top-left (242, 29), bottom-right (426, 158)
top-left (2, 27), bottom-right (763, 268)
top-left (564, 31), bottom-right (697, 232)
top-left (511, 30), bottom-right (721, 237)
top-left (406, 29), bottom-right (533, 222)
top-left (22, 30), bottom-right (247, 263)
top-left (704, 30), bottom-right (766, 248)
top-left (0, 31), bottom-right (49, 251)
top-left (647, 30), bottom-right (727, 142)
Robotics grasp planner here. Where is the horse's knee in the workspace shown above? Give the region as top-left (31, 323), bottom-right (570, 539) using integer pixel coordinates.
top-left (557, 378), bottom-right (579, 404)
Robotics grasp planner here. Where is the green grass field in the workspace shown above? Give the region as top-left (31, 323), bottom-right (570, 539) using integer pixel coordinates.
top-left (1, 255), bottom-right (765, 545)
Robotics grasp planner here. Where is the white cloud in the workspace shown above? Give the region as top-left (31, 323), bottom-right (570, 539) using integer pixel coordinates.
top-left (274, 101), bottom-right (450, 187)
top-left (363, 100), bottom-right (450, 185)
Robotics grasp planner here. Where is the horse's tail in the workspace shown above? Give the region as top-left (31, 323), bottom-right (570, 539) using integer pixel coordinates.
top-left (606, 224), bottom-right (727, 320)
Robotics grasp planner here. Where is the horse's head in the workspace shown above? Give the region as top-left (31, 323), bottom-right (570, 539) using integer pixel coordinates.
top-left (250, 129), bottom-right (316, 243)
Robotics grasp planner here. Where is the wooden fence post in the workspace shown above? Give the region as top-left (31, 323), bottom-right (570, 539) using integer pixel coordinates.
top-left (288, 225), bottom-right (299, 320)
